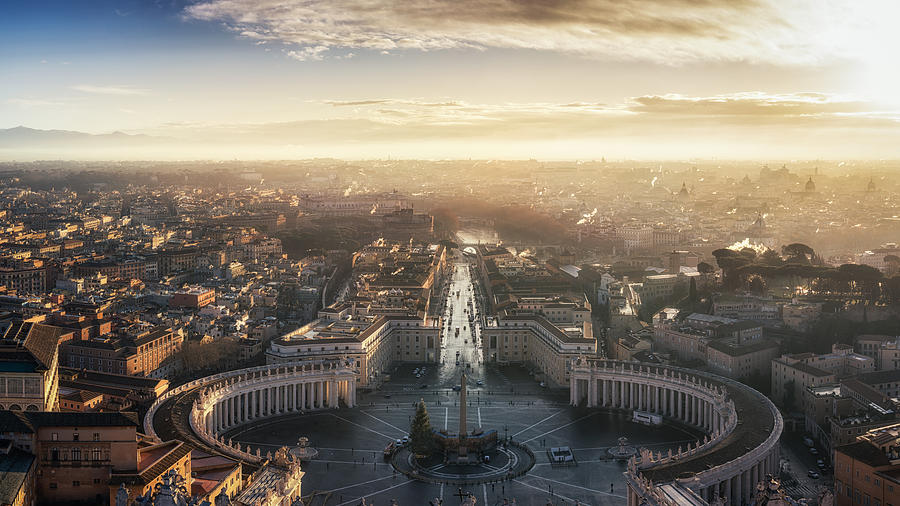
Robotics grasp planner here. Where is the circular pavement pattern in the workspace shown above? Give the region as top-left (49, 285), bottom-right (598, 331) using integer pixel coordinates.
top-left (390, 442), bottom-right (535, 485)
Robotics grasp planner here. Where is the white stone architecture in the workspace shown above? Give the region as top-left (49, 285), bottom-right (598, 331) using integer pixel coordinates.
top-left (144, 360), bottom-right (358, 466)
top-left (570, 358), bottom-right (782, 506)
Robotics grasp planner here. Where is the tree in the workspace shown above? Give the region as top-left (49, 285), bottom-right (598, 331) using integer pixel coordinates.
top-left (697, 262), bottom-right (715, 275)
top-left (759, 249), bottom-right (783, 266)
top-left (782, 243), bottom-right (815, 264)
top-left (712, 249), bottom-right (751, 288)
top-left (409, 399), bottom-right (434, 458)
top-left (747, 275), bottom-right (767, 296)
top-left (689, 277), bottom-right (698, 302)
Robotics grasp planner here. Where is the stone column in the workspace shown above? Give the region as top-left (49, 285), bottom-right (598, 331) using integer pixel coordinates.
top-left (317, 382), bottom-right (323, 409)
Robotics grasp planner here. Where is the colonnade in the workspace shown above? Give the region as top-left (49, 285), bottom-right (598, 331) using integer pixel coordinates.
top-left (571, 361), bottom-right (734, 435)
top-left (204, 376), bottom-right (356, 435)
top-left (188, 361), bottom-right (359, 457)
top-left (570, 358), bottom-right (782, 506)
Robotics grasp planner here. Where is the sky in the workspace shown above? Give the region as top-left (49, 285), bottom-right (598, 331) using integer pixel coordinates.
top-left (2, 0), bottom-right (900, 160)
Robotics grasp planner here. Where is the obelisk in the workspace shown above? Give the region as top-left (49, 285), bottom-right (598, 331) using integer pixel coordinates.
top-left (459, 372), bottom-right (467, 438)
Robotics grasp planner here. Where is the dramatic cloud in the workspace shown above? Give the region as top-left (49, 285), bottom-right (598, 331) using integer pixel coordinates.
top-left (183, 0), bottom-right (897, 65)
top-left (71, 85), bottom-right (151, 96)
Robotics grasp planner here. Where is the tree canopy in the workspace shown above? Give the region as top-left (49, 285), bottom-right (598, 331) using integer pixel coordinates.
top-left (409, 399), bottom-right (434, 457)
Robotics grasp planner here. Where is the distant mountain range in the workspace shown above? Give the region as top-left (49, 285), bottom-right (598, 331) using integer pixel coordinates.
top-left (0, 126), bottom-right (167, 149)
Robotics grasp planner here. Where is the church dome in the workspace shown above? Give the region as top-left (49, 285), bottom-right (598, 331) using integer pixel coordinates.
top-left (805, 177), bottom-right (816, 192)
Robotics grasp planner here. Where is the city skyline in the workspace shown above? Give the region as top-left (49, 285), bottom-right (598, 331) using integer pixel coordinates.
top-left (3, 0), bottom-right (900, 159)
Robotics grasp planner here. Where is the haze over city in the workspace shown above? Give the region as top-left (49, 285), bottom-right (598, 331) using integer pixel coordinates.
top-left (3, 0), bottom-right (900, 159)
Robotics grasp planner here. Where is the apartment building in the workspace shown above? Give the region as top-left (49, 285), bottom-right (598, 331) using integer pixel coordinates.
top-left (835, 424), bottom-right (900, 506)
top-left (772, 345), bottom-right (875, 409)
top-left (0, 321), bottom-right (73, 412)
top-left (60, 325), bottom-right (183, 379)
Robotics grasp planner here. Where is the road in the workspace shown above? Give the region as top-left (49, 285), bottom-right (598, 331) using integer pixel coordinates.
top-left (436, 259), bottom-right (485, 387)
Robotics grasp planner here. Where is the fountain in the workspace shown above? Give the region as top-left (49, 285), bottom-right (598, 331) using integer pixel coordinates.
top-left (289, 436), bottom-right (319, 461)
top-left (608, 436), bottom-right (637, 459)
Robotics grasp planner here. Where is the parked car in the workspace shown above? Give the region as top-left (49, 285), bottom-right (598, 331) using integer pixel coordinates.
top-left (808, 470), bottom-right (820, 479)
top-left (809, 447), bottom-right (819, 455)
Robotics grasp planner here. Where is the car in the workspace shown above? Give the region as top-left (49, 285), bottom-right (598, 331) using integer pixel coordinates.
top-left (383, 394), bottom-right (392, 399)
top-left (808, 470), bottom-right (820, 479)
top-left (539, 382), bottom-right (547, 388)
top-left (416, 374), bottom-right (421, 378)
top-left (476, 380), bottom-right (484, 386)
top-left (452, 385), bottom-right (462, 392)
top-left (395, 439), bottom-right (403, 446)
top-left (809, 447), bottom-right (819, 455)
top-left (413, 368), bottom-right (419, 375)
top-left (401, 437), bottom-right (410, 445)
top-left (420, 384), bottom-right (428, 389)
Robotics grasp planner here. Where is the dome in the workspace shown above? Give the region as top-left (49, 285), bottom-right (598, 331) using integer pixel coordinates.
top-left (805, 177), bottom-right (816, 192)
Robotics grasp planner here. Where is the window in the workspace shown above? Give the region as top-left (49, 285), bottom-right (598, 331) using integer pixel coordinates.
top-left (72, 433), bottom-right (79, 441)
top-left (93, 433), bottom-right (100, 442)
top-left (51, 432), bottom-right (58, 441)
top-left (73, 481), bottom-right (80, 487)
top-left (72, 448), bottom-right (81, 461)
top-left (49, 483), bottom-right (57, 490)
